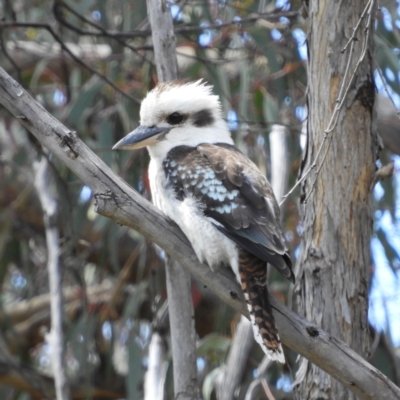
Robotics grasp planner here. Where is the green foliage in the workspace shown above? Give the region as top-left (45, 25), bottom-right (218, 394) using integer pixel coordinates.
top-left (202, 366), bottom-right (224, 400)
top-left (197, 333), bottom-right (232, 360)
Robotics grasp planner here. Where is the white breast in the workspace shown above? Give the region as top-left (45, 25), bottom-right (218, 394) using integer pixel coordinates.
top-left (149, 159), bottom-right (239, 280)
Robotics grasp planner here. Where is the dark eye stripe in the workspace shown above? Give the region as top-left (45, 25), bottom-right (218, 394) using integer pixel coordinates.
top-left (193, 109), bottom-right (214, 127)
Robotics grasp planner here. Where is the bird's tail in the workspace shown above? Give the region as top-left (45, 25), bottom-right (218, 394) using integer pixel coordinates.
top-left (238, 249), bottom-right (285, 363)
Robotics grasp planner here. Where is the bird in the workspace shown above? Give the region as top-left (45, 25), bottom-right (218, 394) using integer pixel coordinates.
top-left (113, 80), bottom-right (294, 362)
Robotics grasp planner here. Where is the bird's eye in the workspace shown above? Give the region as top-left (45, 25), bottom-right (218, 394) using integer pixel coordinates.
top-left (167, 112), bottom-right (184, 125)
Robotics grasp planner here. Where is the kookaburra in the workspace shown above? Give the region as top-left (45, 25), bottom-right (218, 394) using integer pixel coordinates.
top-left (113, 81), bottom-right (294, 362)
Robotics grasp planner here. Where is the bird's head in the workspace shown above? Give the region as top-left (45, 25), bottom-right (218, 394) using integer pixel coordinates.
top-left (113, 80), bottom-right (233, 159)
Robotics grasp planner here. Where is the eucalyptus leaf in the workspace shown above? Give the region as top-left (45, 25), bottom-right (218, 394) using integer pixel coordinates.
top-left (67, 80), bottom-right (105, 130)
top-left (197, 333), bottom-right (231, 358)
top-left (262, 87), bottom-right (279, 125)
top-left (127, 336), bottom-right (143, 400)
top-left (96, 119), bottom-right (113, 166)
top-left (202, 366), bottom-right (224, 400)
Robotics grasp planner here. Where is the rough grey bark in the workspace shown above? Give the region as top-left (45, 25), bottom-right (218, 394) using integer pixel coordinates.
top-left (0, 67), bottom-right (399, 400)
top-left (147, 0), bottom-right (178, 82)
top-left (147, 1), bottom-right (198, 399)
top-left (165, 257), bottom-right (198, 399)
top-left (293, 1), bottom-right (378, 399)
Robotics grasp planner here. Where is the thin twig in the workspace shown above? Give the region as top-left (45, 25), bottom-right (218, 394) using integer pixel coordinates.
top-left (53, 2), bottom-right (152, 65)
top-left (34, 155), bottom-right (71, 400)
top-left (0, 21), bottom-right (139, 103)
top-left (374, 57), bottom-right (400, 121)
top-left (144, 333), bottom-right (167, 400)
top-left (0, 34), bottom-right (22, 82)
top-left (261, 379), bottom-right (276, 400)
top-left (0, 334), bottom-right (53, 399)
top-left (0, 10), bottom-right (299, 38)
top-left (341, 1), bottom-right (372, 53)
top-left (217, 316), bottom-right (254, 400)
top-left (368, 330), bottom-right (381, 361)
top-left (370, 162), bottom-right (394, 190)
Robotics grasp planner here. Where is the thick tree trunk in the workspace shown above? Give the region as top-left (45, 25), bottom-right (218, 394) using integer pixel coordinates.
top-left (293, 1), bottom-right (377, 399)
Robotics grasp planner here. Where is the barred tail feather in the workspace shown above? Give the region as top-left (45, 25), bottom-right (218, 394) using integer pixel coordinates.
top-left (239, 249), bottom-right (285, 363)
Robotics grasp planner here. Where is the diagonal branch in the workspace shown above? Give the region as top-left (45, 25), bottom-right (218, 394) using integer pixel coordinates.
top-left (0, 67), bottom-right (399, 400)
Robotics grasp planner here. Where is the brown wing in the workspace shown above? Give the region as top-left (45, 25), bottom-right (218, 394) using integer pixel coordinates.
top-left (162, 143), bottom-right (294, 283)
top-left (197, 143), bottom-right (294, 283)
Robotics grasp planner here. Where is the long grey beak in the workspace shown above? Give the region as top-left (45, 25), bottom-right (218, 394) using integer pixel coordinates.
top-left (112, 125), bottom-right (170, 150)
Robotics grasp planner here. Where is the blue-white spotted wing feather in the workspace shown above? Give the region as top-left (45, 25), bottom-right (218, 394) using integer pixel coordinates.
top-left (197, 143), bottom-right (293, 282)
top-left (163, 143), bottom-right (293, 282)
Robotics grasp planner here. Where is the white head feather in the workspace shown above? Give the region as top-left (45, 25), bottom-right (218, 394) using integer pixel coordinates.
top-left (139, 80), bottom-right (234, 159)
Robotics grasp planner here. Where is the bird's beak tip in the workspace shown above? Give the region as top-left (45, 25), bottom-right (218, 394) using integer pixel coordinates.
top-left (112, 139), bottom-right (127, 150)
top-left (111, 143), bottom-right (119, 150)
top-left (113, 125), bottom-right (170, 151)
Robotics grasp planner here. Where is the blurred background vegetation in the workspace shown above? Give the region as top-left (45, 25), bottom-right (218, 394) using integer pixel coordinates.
top-left (0, 0), bottom-right (400, 398)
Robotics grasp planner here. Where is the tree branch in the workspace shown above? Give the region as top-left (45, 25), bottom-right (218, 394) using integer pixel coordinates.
top-left (144, 332), bottom-right (167, 400)
top-left (217, 316), bottom-right (254, 400)
top-left (147, 0), bottom-right (198, 398)
top-left (0, 67), bottom-right (399, 400)
top-left (33, 155), bottom-right (70, 400)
